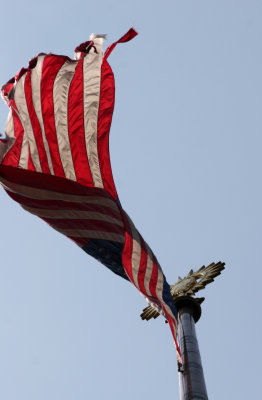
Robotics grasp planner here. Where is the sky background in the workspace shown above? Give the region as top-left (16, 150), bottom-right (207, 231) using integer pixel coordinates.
top-left (0, 1), bottom-right (261, 399)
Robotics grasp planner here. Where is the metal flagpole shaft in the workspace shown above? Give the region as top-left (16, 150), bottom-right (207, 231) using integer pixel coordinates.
top-left (175, 297), bottom-right (208, 400)
top-left (140, 262), bottom-right (225, 399)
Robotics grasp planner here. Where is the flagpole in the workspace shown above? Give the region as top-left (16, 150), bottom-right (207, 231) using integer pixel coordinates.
top-left (175, 297), bottom-right (208, 400)
top-left (140, 262), bottom-right (224, 400)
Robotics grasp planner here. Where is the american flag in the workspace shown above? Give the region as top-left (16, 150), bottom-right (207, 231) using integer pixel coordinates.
top-left (0, 28), bottom-right (180, 355)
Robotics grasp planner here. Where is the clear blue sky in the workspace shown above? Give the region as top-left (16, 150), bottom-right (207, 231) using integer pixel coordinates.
top-left (0, 1), bottom-right (261, 399)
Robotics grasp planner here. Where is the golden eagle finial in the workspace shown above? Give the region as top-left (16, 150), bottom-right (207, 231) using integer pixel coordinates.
top-left (140, 261), bottom-right (225, 321)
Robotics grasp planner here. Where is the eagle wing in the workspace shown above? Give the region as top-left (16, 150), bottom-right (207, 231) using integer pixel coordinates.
top-left (140, 305), bottom-right (161, 321)
top-left (191, 261), bottom-right (225, 295)
top-left (140, 261), bottom-right (225, 321)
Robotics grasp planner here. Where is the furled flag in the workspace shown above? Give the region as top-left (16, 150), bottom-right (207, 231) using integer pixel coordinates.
top-left (0, 28), bottom-right (180, 357)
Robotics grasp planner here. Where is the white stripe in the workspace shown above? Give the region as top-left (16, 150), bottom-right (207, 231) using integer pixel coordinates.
top-left (154, 269), bottom-right (165, 308)
top-left (125, 215), bottom-right (141, 289)
top-left (49, 227), bottom-right (125, 242)
top-left (123, 213), bottom-right (177, 329)
top-left (90, 33), bottom-right (107, 40)
top-left (83, 37), bottom-right (104, 188)
top-left (53, 61), bottom-right (77, 181)
top-left (131, 235), bottom-right (141, 290)
top-left (21, 206), bottom-right (124, 227)
top-left (19, 134), bottom-right (29, 169)
top-left (13, 77), bottom-right (28, 169)
top-left (172, 319), bottom-right (177, 337)
top-left (31, 55), bottom-right (54, 174)
top-left (154, 265), bottom-right (177, 327)
top-left (0, 110), bottom-right (15, 163)
top-left (14, 73), bottom-right (42, 171)
top-left (0, 176), bottom-right (119, 210)
top-left (144, 244), bottom-right (154, 297)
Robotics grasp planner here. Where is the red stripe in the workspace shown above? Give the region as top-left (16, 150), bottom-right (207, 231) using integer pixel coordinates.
top-left (137, 236), bottom-right (148, 294)
top-left (104, 28), bottom-right (138, 60)
top-left (24, 72), bottom-right (51, 174)
top-left (149, 257), bottom-right (159, 298)
top-left (70, 237), bottom-right (91, 247)
top-left (121, 214), bottom-right (135, 284)
top-left (121, 213), bottom-right (181, 355)
top-left (27, 147), bottom-right (36, 171)
top-left (162, 306), bottom-right (180, 358)
top-left (0, 165), bottom-right (114, 199)
top-left (4, 189), bottom-right (121, 217)
top-left (42, 217), bottom-right (124, 234)
top-left (97, 60), bottom-right (117, 199)
top-left (67, 59), bottom-right (94, 187)
top-left (41, 55), bottom-right (67, 177)
top-left (123, 232), bottom-right (135, 284)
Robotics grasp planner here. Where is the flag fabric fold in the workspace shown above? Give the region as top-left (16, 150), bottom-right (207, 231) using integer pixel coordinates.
top-left (0, 28), bottom-right (180, 356)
